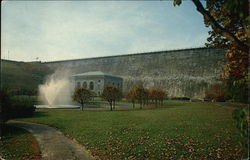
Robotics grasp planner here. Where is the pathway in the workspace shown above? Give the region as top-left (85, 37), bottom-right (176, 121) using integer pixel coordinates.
top-left (7, 121), bottom-right (95, 160)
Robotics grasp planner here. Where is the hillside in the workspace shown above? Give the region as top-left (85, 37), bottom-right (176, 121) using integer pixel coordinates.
top-left (0, 60), bottom-right (53, 95)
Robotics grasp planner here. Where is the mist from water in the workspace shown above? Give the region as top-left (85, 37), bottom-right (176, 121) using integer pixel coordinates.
top-left (38, 69), bottom-right (73, 107)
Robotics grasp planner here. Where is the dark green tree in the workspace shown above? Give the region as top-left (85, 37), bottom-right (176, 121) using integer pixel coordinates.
top-left (72, 87), bottom-right (94, 110)
top-left (101, 84), bottom-right (122, 111)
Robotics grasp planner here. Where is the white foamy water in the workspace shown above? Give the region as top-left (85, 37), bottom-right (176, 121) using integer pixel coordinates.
top-left (38, 69), bottom-right (74, 108)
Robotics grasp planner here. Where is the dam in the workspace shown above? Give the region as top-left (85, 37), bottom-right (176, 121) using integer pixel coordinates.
top-left (42, 47), bottom-right (225, 98)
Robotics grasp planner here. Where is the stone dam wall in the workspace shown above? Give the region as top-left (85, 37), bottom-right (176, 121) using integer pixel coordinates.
top-left (43, 47), bottom-right (225, 99)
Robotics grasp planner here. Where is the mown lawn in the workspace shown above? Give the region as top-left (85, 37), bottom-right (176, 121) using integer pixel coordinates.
top-left (16, 101), bottom-right (245, 160)
top-left (0, 125), bottom-right (41, 160)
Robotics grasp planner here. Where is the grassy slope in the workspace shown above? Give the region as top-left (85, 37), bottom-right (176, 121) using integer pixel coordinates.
top-left (1, 60), bottom-right (52, 93)
top-left (0, 125), bottom-right (41, 160)
top-left (17, 101), bottom-right (245, 160)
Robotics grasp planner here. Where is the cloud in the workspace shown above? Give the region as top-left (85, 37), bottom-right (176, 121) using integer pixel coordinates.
top-left (1, 1), bottom-right (209, 62)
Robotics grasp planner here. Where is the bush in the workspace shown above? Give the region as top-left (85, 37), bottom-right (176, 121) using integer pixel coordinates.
top-left (205, 83), bottom-right (228, 102)
top-left (232, 107), bottom-right (248, 158)
top-left (0, 89), bottom-right (12, 123)
top-left (171, 97), bottom-right (190, 100)
top-left (226, 79), bottom-right (248, 103)
top-left (10, 96), bottom-right (35, 118)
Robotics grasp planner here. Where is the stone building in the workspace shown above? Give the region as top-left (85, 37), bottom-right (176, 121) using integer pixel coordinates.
top-left (72, 71), bottom-right (123, 96)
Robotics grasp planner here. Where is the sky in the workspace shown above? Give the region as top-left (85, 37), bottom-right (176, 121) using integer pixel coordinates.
top-left (1, 1), bottom-right (210, 62)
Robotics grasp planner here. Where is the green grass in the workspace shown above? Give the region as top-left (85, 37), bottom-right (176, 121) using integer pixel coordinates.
top-left (16, 101), bottom-right (246, 159)
top-left (0, 125), bottom-right (41, 160)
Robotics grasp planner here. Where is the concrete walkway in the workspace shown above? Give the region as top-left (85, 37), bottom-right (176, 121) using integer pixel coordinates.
top-left (8, 121), bottom-right (95, 160)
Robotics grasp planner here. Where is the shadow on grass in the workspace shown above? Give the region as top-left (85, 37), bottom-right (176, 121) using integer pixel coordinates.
top-left (32, 111), bottom-right (49, 118)
top-left (83, 105), bottom-right (179, 112)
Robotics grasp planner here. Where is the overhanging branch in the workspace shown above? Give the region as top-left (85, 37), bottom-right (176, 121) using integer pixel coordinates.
top-left (191, 0), bottom-right (249, 53)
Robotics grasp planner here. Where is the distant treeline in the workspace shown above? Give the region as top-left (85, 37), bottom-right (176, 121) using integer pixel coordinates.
top-left (1, 60), bottom-right (53, 96)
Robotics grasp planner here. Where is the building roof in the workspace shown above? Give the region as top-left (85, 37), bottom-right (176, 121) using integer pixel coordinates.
top-left (72, 71), bottom-right (122, 79)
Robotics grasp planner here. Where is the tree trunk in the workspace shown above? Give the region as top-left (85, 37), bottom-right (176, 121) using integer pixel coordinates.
top-left (113, 100), bottom-right (115, 110)
top-left (109, 101), bottom-right (112, 111)
top-left (81, 103), bottom-right (84, 110)
top-left (132, 101), bottom-right (135, 108)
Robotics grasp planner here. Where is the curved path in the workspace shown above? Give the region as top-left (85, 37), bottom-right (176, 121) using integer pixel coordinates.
top-left (7, 121), bottom-right (95, 160)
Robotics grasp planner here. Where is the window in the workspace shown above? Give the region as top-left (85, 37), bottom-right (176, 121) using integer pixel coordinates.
top-left (89, 81), bottom-right (94, 90)
top-left (83, 81), bottom-right (87, 88)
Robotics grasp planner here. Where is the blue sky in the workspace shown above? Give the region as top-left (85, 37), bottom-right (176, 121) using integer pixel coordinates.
top-left (1, 1), bottom-right (209, 62)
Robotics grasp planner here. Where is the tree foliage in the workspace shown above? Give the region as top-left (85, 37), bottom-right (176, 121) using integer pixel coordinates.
top-left (205, 82), bottom-right (228, 102)
top-left (126, 87), bottom-right (137, 108)
top-left (127, 85), bottom-right (167, 108)
top-left (149, 88), bottom-right (167, 107)
top-left (173, 0), bottom-right (249, 102)
top-left (72, 87), bottom-right (94, 110)
top-left (101, 84), bottom-right (122, 111)
top-left (133, 84), bottom-right (148, 109)
top-left (203, 0), bottom-right (249, 81)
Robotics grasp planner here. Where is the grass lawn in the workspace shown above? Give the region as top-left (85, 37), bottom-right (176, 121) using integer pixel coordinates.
top-left (0, 125), bottom-right (41, 160)
top-left (16, 101), bottom-right (246, 160)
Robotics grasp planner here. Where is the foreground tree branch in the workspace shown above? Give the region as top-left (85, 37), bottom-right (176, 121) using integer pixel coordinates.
top-left (191, 0), bottom-right (249, 53)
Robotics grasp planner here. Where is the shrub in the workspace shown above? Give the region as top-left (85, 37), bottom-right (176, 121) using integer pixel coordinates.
top-left (9, 96), bottom-right (35, 118)
top-left (232, 107), bottom-right (248, 158)
top-left (171, 97), bottom-right (190, 100)
top-left (0, 88), bottom-right (12, 123)
top-left (226, 78), bottom-right (248, 103)
top-left (205, 83), bottom-right (229, 102)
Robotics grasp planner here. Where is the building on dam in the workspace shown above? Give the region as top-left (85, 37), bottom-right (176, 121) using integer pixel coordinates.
top-left (72, 71), bottom-right (123, 96)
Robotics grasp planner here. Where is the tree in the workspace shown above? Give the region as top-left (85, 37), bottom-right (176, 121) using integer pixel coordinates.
top-left (149, 88), bottom-right (158, 106)
top-left (174, 0), bottom-right (249, 51)
top-left (156, 88), bottom-right (167, 105)
top-left (205, 82), bottom-right (228, 102)
top-left (149, 88), bottom-right (166, 107)
top-left (174, 0), bottom-right (249, 102)
top-left (133, 84), bottom-right (147, 109)
top-left (72, 87), bottom-right (94, 110)
top-left (127, 87), bottom-right (137, 108)
top-left (143, 88), bottom-right (150, 106)
top-left (101, 84), bottom-right (122, 111)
